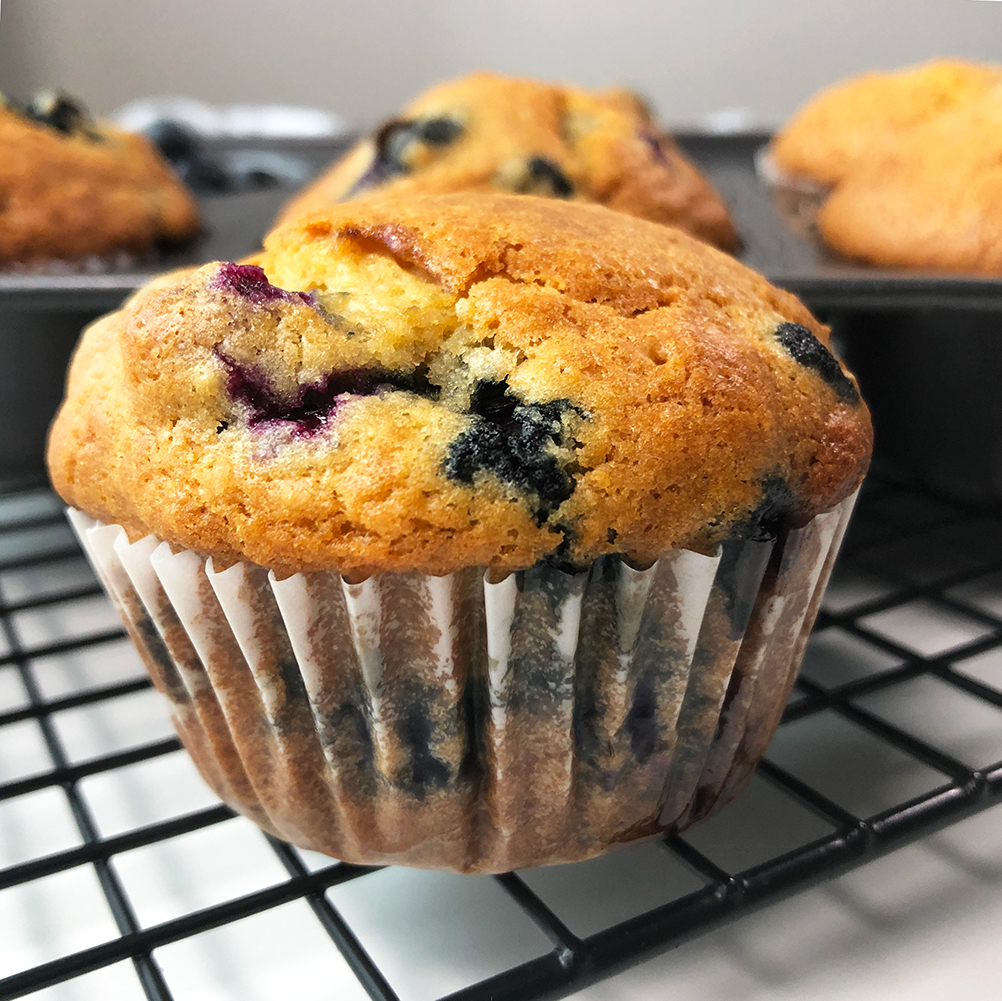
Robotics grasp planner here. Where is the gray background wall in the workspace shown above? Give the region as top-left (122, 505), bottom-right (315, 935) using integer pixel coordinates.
top-left (1, 0), bottom-right (1000, 130)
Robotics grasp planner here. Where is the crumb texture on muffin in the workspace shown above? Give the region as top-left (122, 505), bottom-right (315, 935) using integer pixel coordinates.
top-left (277, 72), bottom-right (738, 250)
top-left (0, 91), bottom-right (200, 264)
top-left (48, 193), bottom-right (871, 576)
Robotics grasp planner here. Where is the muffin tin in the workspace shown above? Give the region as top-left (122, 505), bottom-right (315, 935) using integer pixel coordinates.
top-left (4, 132), bottom-right (1000, 313)
top-left (683, 132), bottom-right (1002, 310)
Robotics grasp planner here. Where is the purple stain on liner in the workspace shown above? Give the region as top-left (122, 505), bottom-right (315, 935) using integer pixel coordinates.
top-left (209, 262), bottom-right (316, 308)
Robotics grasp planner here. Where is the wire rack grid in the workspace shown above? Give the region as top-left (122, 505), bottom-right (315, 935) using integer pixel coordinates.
top-left (0, 469), bottom-right (1000, 1001)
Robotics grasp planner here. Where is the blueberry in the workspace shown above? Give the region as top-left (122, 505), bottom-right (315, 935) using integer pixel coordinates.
top-left (144, 118), bottom-right (200, 163)
top-left (730, 476), bottom-right (795, 542)
top-left (640, 131), bottom-right (670, 167)
top-left (417, 116), bottom-right (463, 146)
top-left (143, 119), bottom-right (231, 191)
top-left (215, 350), bottom-right (434, 437)
top-left (444, 379), bottom-right (583, 519)
top-left (714, 536), bottom-right (774, 640)
top-left (209, 263), bottom-right (315, 307)
top-left (348, 115), bottom-right (463, 195)
top-left (24, 91), bottom-right (91, 136)
top-left (775, 322), bottom-right (860, 405)
top-left (180, 156), bottom-right (231, 192)
top-left (715, 476), bottom-right (796, 636)
top-left (508, 157), bottom-right (575, 198)
top-left (133, 612), bottom-right (189, 705)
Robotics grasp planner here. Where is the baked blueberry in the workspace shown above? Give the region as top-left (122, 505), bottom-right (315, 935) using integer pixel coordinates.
top-left (145, 119), bottom-right (230, 191)
top-left (210, 262), bottom-right (316, 307)
top-left (516, 157), bottom-right (575, 197)
top-left (349, 115), bottom-right (464, 195)
top-left (640, 131), bottom-right (669, 166)
top-left (145, 119), bottom-right (200, 164)
top-left (396, 707), bottom-right (452, 796)
top-left (775, 322), bottom-right (860, 405)
top-left (714, 538), bottom-right (775, 640)
top-left (216, 351), bottom-right (427, 437)
top-left (24, 91), bottom-right (91, 136)
top-left (415, 116), bottom-right (464, 147)
top-left (730, 476), bottom-right (796, 541)
top-left (624, 671), bottom-right (659, 762)
top-left (444, 379), bottom-right (582, 519)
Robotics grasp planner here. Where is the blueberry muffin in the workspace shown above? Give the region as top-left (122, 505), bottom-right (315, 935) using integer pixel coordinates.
top-left (277, 72), bottom-right (737, 250)
top-left (817, 84), bottom-right (1002, 274)
top-left (49, 194), bottom-right (870, 871)
top-left (770, 59), bottom-right (1002, 188)
top-left (0, 91), bottom-right (200, 264)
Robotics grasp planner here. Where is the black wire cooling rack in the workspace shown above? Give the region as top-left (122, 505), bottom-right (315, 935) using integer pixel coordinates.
top-left (0, 468), bottom-right (1000, 1001)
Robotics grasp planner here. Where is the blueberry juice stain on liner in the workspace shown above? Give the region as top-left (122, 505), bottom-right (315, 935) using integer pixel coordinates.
top-left (67, 490), bottom-right (856, 872)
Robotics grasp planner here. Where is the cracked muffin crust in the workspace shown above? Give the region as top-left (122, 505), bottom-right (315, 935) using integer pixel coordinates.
top-left (48, 193), bottom-right (870, 578)
top-left (276, 72), bottom-right (737, 250)
top-left (0, 91), bottom-right (200, 264)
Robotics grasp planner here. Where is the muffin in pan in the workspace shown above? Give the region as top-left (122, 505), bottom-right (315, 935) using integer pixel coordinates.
top-left (0, 91), bottom-right (200, 265)
top-left (769, 58), bottom-right (1002, 188)
top-left (48, 193), bottom-right (870, 871)
top-left (276, 72), bottom-right (738, 250)
top-left (816, 83), bottom-right (1002, 275)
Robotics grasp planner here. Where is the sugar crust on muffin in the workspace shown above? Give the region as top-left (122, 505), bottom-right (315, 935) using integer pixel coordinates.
top-left (276, 72), bottom-right (738, 250)
top-left (48, 193), bottom-right (870, 577)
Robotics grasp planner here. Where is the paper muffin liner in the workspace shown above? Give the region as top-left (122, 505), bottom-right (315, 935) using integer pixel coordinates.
top-left (67, 494), bottom-right (856, 873)
top-left (753, 145), bottom-right (831, 240)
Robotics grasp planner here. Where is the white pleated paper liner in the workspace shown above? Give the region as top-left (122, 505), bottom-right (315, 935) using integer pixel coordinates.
top-left (67, 494), bottom-right (855, 873)
top-left (753, 145), bottom-right (831, 239)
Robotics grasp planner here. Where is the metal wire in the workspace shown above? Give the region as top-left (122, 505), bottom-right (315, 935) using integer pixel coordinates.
top-left (0, 470), bottom-right (999, 1001)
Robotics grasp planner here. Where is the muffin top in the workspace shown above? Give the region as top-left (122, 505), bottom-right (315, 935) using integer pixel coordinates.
top-left (48, 193), bottom-right (871, 577)
top-left (276, 72), bottom-right (737, 250)
top-left (770, 58), bottom-right (1002, 187)
top-left (817, 83), bottom-right (1002, 274)
top-left (0, 91), bottom-right (200, 264)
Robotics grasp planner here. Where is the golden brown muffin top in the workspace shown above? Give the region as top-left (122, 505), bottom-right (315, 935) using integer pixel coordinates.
top-left (48, 193), bottom-right (870, 576)
top-left (277, 72), bottom-right (737, 250)
top-left (817, 83), bottom-right (1002, 274)
top-left (770, 58), bottom-right (1002, 187)
top-left (0, 92), bottom-right (200, 263)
